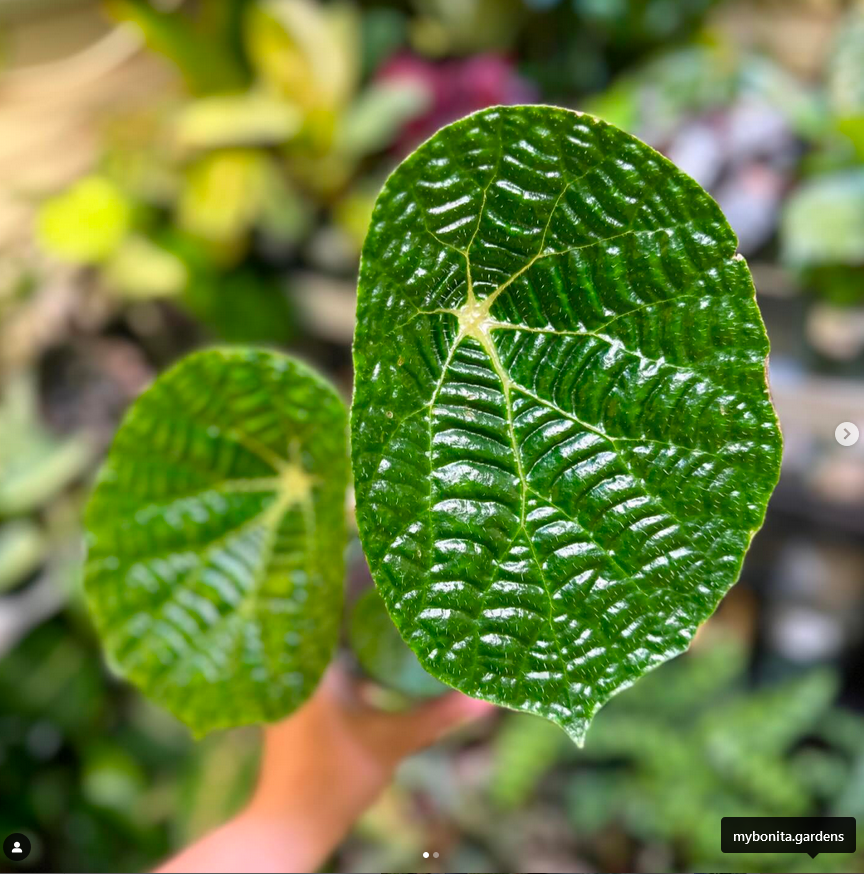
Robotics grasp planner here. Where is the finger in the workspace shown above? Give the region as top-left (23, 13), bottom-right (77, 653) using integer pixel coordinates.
top-left (391, 692), bottom-right (496, 751)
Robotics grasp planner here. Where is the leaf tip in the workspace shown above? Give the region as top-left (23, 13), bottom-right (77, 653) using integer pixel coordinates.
top-left (562, 717), bottom-right (590, 748)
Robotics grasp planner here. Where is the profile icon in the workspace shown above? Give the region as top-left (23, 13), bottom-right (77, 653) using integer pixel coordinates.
top-left (3, 833), bottom-right (32, 862)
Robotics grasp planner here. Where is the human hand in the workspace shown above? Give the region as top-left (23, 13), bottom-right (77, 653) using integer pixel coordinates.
top-left (230, 661), bottom-right (493, 872)
top-left (159, 662), bottom-right (493, 874)
top-left (253, 661), bottom-right (494, 816)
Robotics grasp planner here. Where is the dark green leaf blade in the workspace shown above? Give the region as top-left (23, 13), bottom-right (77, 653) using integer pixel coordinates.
top-left (84, 349), bottom-right (348, 735)
top-left (351, 105), bottom-right (782, 744)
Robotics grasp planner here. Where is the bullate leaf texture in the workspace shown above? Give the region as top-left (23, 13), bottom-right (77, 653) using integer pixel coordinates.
top-left (84, 349), bottom-right (348, 735)
top-left (351, 105), bottom-right (782, 744)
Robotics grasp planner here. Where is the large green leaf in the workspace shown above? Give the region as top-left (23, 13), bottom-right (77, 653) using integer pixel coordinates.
top-left (351, 105), bottom-right (781, 744)
top-left (84, 349), bottom-right (348, 735)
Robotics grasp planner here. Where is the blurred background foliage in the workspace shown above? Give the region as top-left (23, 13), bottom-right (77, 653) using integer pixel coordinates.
top-left (2, 0), bottom-right (864, 872)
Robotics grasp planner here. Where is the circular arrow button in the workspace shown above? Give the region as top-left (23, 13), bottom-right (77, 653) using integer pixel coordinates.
top-left (835, 422), bottom-right (860, 447)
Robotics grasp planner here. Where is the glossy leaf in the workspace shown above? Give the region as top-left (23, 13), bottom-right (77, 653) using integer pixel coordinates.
top-left (352, 105), bottom-right (781, 743)
top-left (84, 349), bottom-right (348, 735)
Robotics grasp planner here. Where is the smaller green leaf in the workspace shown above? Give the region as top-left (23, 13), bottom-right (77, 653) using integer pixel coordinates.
top-left (84, 349), bottom-right (349, 735)
top-left (349, 586), bottom-right (445, 699)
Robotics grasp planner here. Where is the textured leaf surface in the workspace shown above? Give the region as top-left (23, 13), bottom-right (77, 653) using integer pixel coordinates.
top-left (85, 349), bottom-right (348, 735)
top-left (352, 105), bottom-right (781, 743)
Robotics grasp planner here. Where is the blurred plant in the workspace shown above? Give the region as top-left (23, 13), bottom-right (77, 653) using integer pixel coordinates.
top-left (360, 635), bottom-right (864, 874)
top-left (0, 615), bottom-right (260, 872)
top-left (31, 0), bottom-right (720, 342)
top-left (828, 6), bottom-right (864, 162)
top-left (518, 0), bottom-right (723, 97)
top-left (572, 0), bottom-right (719, 49)
top-left (488, 712), bottom-right (570, 810)
top-left (567, 636), bottom-right (864, 872)
top-left (409, 0), bottom-right (525, 56)
top-left (781, 170), bottom-right (864, 306)
top-left (779, 7), bottom-right (864, 314)
top-left (378, 52), bottom-right (536, 151)
top-left (0, 372), bottom-right (92, 666)
top-left (0, 520), bottom-right (46, 594)
top-left (38, 176), bottom-right (134, 267)
top-left (587, 40), bottom-right (823, 148)
top-left (0, 374), bottom-right (91, 518)
top-left (34, 0), bottom-right (438, 343)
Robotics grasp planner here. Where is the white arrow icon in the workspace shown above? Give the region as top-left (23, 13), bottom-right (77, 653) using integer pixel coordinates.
top-left (835, 422), bottom-right (859, 447)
